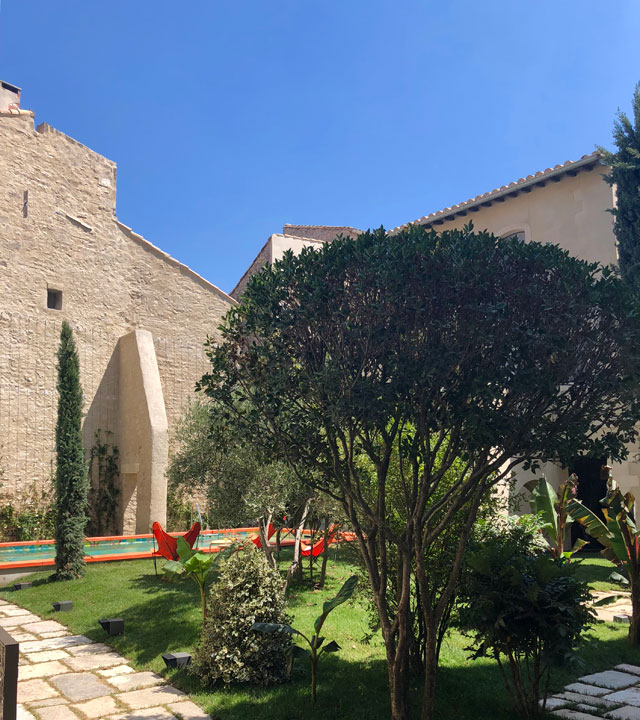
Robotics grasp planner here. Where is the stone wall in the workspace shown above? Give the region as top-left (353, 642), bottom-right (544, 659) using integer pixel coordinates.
top-left (0, 110), bottom-right (234, 529)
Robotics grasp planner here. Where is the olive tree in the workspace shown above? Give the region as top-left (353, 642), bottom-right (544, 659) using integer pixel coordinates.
top-left (199, 225), bottom-right (640, 720)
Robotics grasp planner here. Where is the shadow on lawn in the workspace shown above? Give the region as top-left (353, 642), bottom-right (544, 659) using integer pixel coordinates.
top-left (89, 569), bottom-right (203, 664)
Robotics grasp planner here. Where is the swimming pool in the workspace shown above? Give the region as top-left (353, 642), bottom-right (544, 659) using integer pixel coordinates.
top-left (0, 527), bottom-right (271, 571)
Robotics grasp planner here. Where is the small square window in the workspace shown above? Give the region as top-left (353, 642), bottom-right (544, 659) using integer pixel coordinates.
top-left (47, 289), bottom-right (62, 310)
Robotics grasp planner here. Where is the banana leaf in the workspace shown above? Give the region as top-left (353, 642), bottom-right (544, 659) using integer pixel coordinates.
top-left (314, 575), bottom-right (358, 634)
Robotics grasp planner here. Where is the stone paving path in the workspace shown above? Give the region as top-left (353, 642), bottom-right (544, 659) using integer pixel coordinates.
top-left (546, 666), bottom-right (640, 719)
top-left (0, 598), bottom-right (212, 720)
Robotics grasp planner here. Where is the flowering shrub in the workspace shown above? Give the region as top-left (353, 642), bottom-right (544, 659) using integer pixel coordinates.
top-left (192, 542), bottom-right (291, 686)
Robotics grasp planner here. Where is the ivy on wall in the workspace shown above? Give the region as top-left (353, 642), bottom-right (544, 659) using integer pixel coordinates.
top-left (86, 430), bottom-right (120, 537)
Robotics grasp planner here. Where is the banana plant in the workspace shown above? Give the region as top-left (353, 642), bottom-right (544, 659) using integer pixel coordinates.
top-left (567, 475), bottom-right (640, 646)
top-left (252, 575), bottom-right (358, 702)
top-left (163, 537), bottom-right (234, 621)
top-left (524, 474), bottom-right (587, 560)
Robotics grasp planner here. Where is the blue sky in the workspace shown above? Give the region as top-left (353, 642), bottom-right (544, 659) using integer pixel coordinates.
top-left (1, 1), bottom-right (639, 294)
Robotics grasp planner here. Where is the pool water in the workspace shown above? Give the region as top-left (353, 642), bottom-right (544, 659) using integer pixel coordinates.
top-left (0, 529), bottom-right (255, 568)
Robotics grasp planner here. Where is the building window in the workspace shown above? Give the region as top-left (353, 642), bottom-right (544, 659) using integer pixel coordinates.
top-left (501, 230), bottom-right (526, 242)
top-left (47, 289), bottom-right (62, 310)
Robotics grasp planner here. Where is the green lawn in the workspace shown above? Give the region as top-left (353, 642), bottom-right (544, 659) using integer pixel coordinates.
top-left (2, 550), bottom-right (639, 720)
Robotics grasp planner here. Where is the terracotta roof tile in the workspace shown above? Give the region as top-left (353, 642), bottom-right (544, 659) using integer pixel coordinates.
top-left (391, 153), bottom-right (602, 233)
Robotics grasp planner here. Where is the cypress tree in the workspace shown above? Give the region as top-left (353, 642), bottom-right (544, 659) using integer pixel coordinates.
top-left (54, 321), bottom-right (89, 580)
top-left (600, 83), bottom-right (640, 295)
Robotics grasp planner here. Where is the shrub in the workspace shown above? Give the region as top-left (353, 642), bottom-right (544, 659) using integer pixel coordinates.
top-left (458, 526), bottom-right (593, 718)
top-left (55, 320), bottom-right (89, 580)
top-left (192, 542), bottom-right (292, 686)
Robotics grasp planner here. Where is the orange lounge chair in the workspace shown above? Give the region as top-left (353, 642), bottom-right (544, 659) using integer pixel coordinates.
top-left (152, 521), bottom-right (201, 563)
top-left (301, 526), bottom-right (337, 558)
top-left (253, 522), bottom-right (276, 549)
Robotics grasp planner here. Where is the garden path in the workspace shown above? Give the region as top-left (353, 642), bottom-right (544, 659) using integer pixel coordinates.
top-left (0, 598), bottom-right (212, 720)
top-left (546, 664), bottom-right (640, 719)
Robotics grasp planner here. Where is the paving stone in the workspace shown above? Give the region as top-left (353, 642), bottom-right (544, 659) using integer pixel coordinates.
top-left (67, 642), bottom-right (114, 655)
top-left (98, 664), bottom-right (135, 677)
top-left (105, 709), bottom-right (178, 720)
top-left (107, 671), bottom-right (165, 692)
top-left (167, 700), bottom-right (213, 719)
top-left (27, 698), bottom-right (71, 708)
top-left (604, 688), bottom-right (640, 707)
top-left (27, 650), bottom-right (71, 663)
top-left (3, 606), bottom-right (36, 616)
top-left (551, 710), bottom-right (603, 719)
top-left (19, 656), bottom-right (31, 665)
top-left (542, 697), bottom-right (570, 710)
top-left (12, 632), bottom-right (38, 642)
top-left (0, 598), bottom-right (9, 605)
top-left (36, 706), bottom-right (81, 720)
top-left (566, 683), bottom-right (612, 697)
top-left (580, 671), bottom-right (640, 690)
top-left (18, 678), bottom-right (60, 703)
top-left (71, 696), bottom-right (120, 718)
top-left (17, 706), bottom-right (37, 720)
top-left (607, 707), bottom-right (640, 720)
top-left (21, 636), bottom-right (92, 653)
top-left (50, 672), bottom-right (115, 702)
top-left (64, 652), bottom-right (126, 671)
top-left (21, 620), bottom-right (68, 634)
top-left (0, 613), bottom-right (41, 627)
top-left (616, 666), bottom-right (640, 677)
top-left (117, 685), bottom-right (186, 709)
top-left (558, 691), bottom-right (619, 708)
top-left (41, 631), bottom-right (72, 638)
top-left (19, 660), bottom-right (69, 680)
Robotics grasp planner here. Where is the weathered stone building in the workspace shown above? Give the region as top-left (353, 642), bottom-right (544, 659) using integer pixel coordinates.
top-left (0, 83), bottom-right (234, 533)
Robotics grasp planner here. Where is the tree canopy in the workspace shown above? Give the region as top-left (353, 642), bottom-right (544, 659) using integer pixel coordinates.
top-left (600, 82), bottom-right (640, 295)
top-left (199, 225), bottom-right (640, 720)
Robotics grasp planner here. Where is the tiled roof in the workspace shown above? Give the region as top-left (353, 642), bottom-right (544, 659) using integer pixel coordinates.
top-left (391, 152), bottom-right (602, 233)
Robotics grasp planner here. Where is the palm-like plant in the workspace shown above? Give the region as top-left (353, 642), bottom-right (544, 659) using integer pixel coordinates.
top-left (524, 475), bottom-right (587, 560)
top-left (567, 472), bottom-right (640, 645)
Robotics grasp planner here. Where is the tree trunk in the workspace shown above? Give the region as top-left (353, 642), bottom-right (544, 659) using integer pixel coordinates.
top-left (385, 617), bottom-right (412, 720)
top-left (258, 513), bottom-right (276, 570)
top-left (630, 579), bottom-right (640, 645)
top-left (319, 522), bottom-right (330, 588)
top-left (420, 619), bottom-right (438, 720)
top-left (284, 498), bottom-right (311, 592)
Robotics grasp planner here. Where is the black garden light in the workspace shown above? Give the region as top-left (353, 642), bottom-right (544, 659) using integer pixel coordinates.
top-left (99, 618), bottom-right (124, 636)
top-left (161, 652), bottom-right (192, 669)
top-left (52, 601), bottom-right (73, 612)
top-left (13, 582), bottom-right (32, 590)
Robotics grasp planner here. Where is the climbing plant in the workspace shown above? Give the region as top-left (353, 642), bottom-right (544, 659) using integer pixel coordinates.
top-left (86, 430), bottom-right (120, 537)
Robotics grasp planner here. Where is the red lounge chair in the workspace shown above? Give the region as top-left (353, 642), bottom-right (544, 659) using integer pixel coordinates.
top-left (253, 522), bottom-right (276, 549)
top-left (301, 526), bottom-right (337, 557)
top-left (152, 521), bottom-right (201, 565)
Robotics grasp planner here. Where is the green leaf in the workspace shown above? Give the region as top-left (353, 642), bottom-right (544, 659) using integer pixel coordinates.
top-left (566, 500), bottom-right (613, 549)
top-left (291, 645), bottom-right (311, 659)
top-left (161, 559), bottom-right (185, 577)
top-left (322, 640), bottom-right (341, 653)
top-left (609, 571), bottom-right (630, 586)
top-left (176, 536), bottom-right (195, 562)
top-left (314, 575), bottom-right (358, 635)
top-left (525, 477), bottom-right (559, 543)
top-left (252, 622), bottom-right (301, 636)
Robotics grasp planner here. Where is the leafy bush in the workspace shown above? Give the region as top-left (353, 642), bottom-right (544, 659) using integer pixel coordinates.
top-left (458, 526), bottom-right (593, 718)
top-left (0, 479), bottom-right (56, 542)
top-left (192, 542), bottom-right (292, 686)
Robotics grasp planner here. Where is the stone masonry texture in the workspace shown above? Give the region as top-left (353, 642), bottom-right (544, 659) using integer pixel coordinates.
top-left (0, 109), bottom-right (234, 530)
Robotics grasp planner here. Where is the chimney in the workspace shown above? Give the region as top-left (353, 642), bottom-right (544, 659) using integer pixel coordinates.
top-left (0, 81), bottom-right (21, 112)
